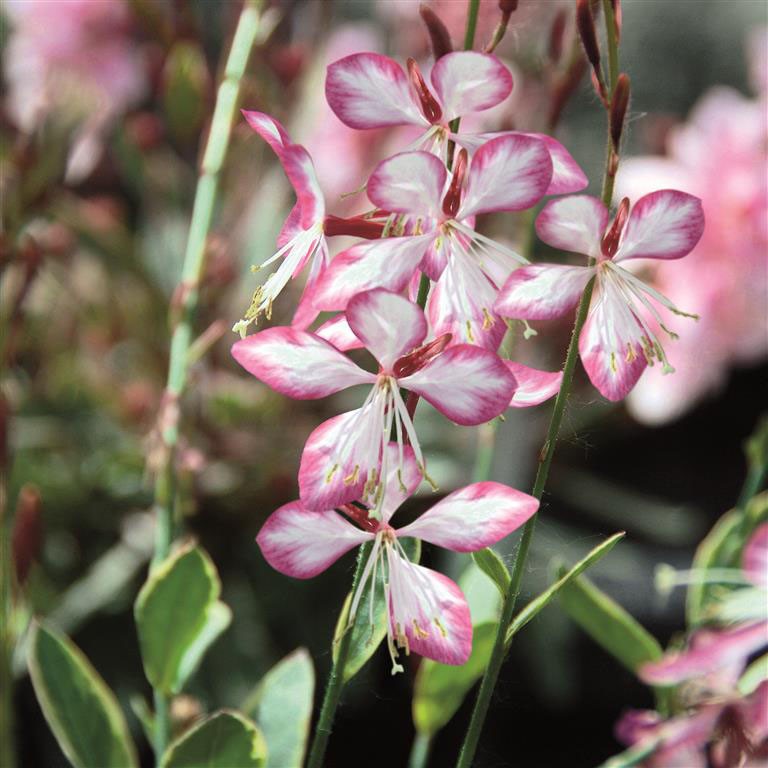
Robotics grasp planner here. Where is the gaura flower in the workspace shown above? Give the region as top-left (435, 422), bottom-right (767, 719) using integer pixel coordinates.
top-left (311, 137), bottom-right (553, 349)
top-left (494, 191), bottom-right (705, 401)
top-left (325, 50), bottom-right (586, 194)
top-left (231, 289), bottom-right (517, 511)
top-left (256, 443), bottom-right (539, 671)
top-left (234, 110), bottom-right (384, 335)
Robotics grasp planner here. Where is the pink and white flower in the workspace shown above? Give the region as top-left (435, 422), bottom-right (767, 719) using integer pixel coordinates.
top-left (325, 50), bottom-right (586, 194)
top-left (494, 191), bottom-right (705, 401)
top-left (311, 137), bottom-right (553, 348)
top-left (256, 443), bottom-right (538, 671)
top-left (231, 289), bottom-right (517, 510)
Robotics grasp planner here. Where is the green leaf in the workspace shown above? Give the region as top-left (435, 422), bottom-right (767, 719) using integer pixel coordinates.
top-left (135, 544), bottom-right (229, 694)
top-left (557, 573), bottom-right (663, 672)
top-left (27, 621), bottom-right (138, 768)
top-left (506, 532), bottom-right (625, 643)
top-left (333, 537), bottom-right (420, 682)
top-left (739, 652), bottom-right (768, 695)
top-left (160, 711), bottom-right (266, 768)
top-left (412, 621), bottom-right (497, 736)
top-left (471, 547), bottom-right (510, 598)
top-left (243, 649), bottom-right (314, 768)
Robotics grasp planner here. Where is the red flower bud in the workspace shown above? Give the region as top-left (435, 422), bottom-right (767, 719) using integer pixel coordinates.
top-left (612, 0), bottom-right (622, 43)
top-left (419, 5), bottom-right (453, 61)
top-left (548, 9), bottom-right (568, 64)
top-left (442, 149), bottom-right (468, 219)
top-left (498, 0), bottom-right (519, 12)
top-left (323, 215), bottom-right (386, 240)
top-left (601, 197), bottom-right (630, 259)
top-left (610, 73), bottom-right (631, 149)
top-left (407, 58), bottom-right (443, 124)
top-left (12, 485), bottom-right (43, 587)
top-left (576, 0), bottom-right (604, 92)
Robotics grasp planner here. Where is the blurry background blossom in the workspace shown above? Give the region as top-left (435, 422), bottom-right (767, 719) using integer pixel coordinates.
top-left (1, 1), bottom-right (766, 767)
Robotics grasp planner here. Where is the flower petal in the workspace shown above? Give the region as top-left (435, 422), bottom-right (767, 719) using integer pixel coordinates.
top-left (640, 622), bottom-right (768, 686)
top-left (314, 314), bottom-right (364, 351)
top-left (494, 264), bottom-right (594, 321)
top-left (615, 189), bottom-right (705, 262)
top-left (535, 195), bottom-right (608, 256)
top-left (325, 53), bottom-right (426, 129)
top-left (380, 443), bottom-right (423, 523)
top-left (346, 289), bottom-right (428, 370)
top-left (367, 151), bottom-right (447, 218)
top-left (430, 51), bottom-right (513, 122)
top-left (310, 235), bottom-right (433, 311)
top-left (459, 134), bottom-right (552, 218)
top-left (257, 500), bottom-right (371, 579)
top-left (231, 327), bottom-right (374, 399)
top-left (243, 111), bottom-right (324, 225)
top-left (387, 550), bottom-right (472, 666)
top-left (298, 410), bottom-right (369, 511)
top-left (578, 280), bottom-right (649, 401)
top-left (523, 133), bottom-right (589, 195)
top-left (744, 524), bottom-right (768, 589)
top-left (427, 261), bottom-right (506, 350)
top-left (399, 344), bottom-right (516, 425)
top-left (396, 481), bottom-right (538, 551)
top-left (505, 362), bottom-right (563, 408)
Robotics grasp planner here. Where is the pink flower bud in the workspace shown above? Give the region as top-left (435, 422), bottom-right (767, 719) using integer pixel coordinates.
top-left (419, 5), bottom-right (453, 61)
top-left (610, 73), bottom-right (631, 148)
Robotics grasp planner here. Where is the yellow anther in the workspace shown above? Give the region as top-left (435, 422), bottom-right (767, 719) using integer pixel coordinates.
top-left (609, 352), bottom-right (618, 374)
top-left (325, 464), bottom-right (339, 484)
top-left (412, 620), bottom-right (429, 639)
top-left (343, 465), bottom-right (360, 486)
top-left (465, 321), bottom-right (474, 343)
top-left (433, 617), bottom-right (447, 638)
top-left (482, 308), bottom-right (494, 331)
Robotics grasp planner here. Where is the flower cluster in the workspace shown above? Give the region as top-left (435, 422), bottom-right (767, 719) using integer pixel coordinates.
top-left (231, 49), bottom-right (704, 670)
top-left (616, 524), bottom-right (768, 767)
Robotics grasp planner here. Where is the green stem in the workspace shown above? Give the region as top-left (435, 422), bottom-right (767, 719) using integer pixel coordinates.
top-left (148, 2), bottom-right (262, 760)
top-left (305, 543), bottom-right (370, 768)
top-left (462, 0), bottom-right (481, 50)
top-left (0, 469), bottom-right (13, 768)
top-left (456, 5), bottom-right (624, 765)
top-left (408, 732), bottom-right (433, 768)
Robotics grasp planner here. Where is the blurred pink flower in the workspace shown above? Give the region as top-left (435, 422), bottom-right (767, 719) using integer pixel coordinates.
top-left (616, 47), bottom-right (768, 423)
top-left (3, 0), bottom-right (145, 180)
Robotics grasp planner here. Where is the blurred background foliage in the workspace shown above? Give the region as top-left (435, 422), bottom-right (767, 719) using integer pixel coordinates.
top-left (1, 1), bottom-right (766, 766)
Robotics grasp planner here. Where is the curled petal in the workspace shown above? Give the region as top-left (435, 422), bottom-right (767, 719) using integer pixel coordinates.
top-left (346, 289), bottom-right (428, 370)
top-left (535, 195), bottom-right (608, 257)
top-left (615, 189), bottom-right (705, 262)
top-left (505, 362), bottom-right (563, 408)
top-left (241, 109), bottom-right (291, 155)
top-left (744, 524), bottom-right (768, 589)
top-left (430, 51), bottom-right (513, 122)
top-left (399, 344), bottom-right (516, 425)
top-left (523, 133), bottom-right (589, 195)
top-left (459, 134), bottom-right (552, 218)
top-left (231, 327), bottom-right (374, 399)
top-left (367, 151), bottom-right (447, 219)
top-left (396, 481), bottom-right (538, 551)
top-left (257, 501), bottom-right (371, 579)
top-left (325, 53), bottom-right (426, 129)
top-left (387, 550), bottom-right (472, 666)
top-left (311, 235), bottom-right (432, 311)
top-left (495, 264), bottom-right (594, 321)
top-left (640, 622), bottom-right (768, 686)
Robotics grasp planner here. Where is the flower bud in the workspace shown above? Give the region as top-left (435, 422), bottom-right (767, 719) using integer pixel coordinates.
top-left (548, 9), bottom-right (568, 64)
top-left (499, 0), bottom-right (519, 12)
top-left (576, 0), bottom-right (605, 99)
top-left (12, 485), bottom-right (43, 587)
top-left (610, 73), bottom-right (630, 149)
top-left (612, 0), bottom-right (622, 42)
top-left (419, 5), bottom-right (453, 61)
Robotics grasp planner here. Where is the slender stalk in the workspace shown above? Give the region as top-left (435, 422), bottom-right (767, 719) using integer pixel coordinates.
top-left (462, 0), bottom-right (481, 51)
top-left (408, 732), bottom-right (433, 768)
top-left (0, 428), bottom-right (13, 768)
top-left (456, 5), bottom-right (624, 765)
top-left (148, 3), bottom-right (262, 761)
top-left (305, 543), bottom-right (370, 768)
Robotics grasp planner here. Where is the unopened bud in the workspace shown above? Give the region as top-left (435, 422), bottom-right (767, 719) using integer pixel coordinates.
top-left (548, 9), bottom-right (568, 64)
top-left (12, 485), bottom-right (43, 587)
top-left (499, 0), bottom-right (519, 12)
top-left (419, 5), bottom-right (453, 61)
top-left (576, 0), bottom-right (604, 93)
top-left (612, 0), bottom-right (622, 42)
top-left (610, 73), bottom-right (630, 148)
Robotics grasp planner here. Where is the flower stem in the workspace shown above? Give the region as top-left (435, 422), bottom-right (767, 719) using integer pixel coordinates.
top-left (408, 732), bottom-right (433, 768)
top-left (462, 0), bottom-right (481, 51)
top-left (148, 2), bottom-right (262, 761)
top-left (456, 4), bottom-right (624, 764)
top-left (305, 542), bottom-right (370, 768)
